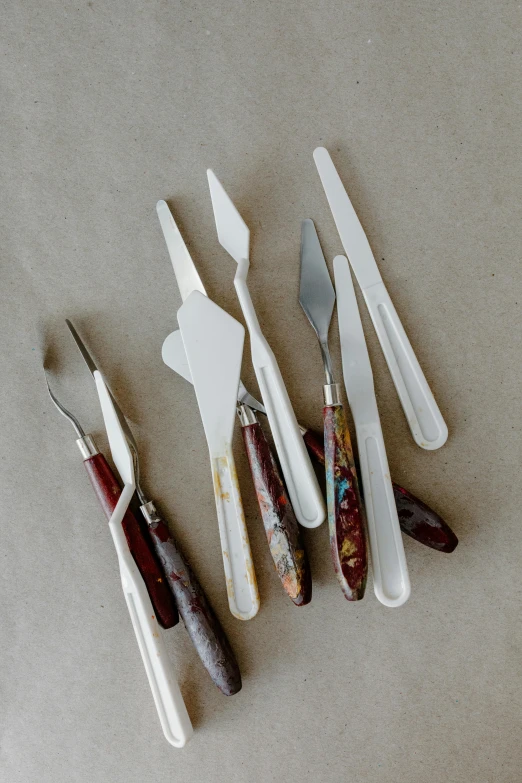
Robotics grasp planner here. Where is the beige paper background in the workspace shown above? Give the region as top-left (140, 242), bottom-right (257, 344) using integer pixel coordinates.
top-left (1, 1), bottom-right (521, 781)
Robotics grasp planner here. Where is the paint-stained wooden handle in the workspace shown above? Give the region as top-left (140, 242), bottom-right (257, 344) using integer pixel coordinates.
top-left (324, 405), bottom-right (368, 601)
top-left (83, 453), bottom-right (179, 629)
top-left (241, 421), bottom-right (312, 606)
top-left (143, 503), bottom-right (242, 696)
top-left (302, 427), bottom-right (458, 553)
top-left (393, 485), bottom-right (458, 553)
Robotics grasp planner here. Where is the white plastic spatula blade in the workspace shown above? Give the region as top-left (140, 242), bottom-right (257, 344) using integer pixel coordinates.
top-left (207, 169), bottom-right (250, 263)
top-left (178, 291), bottom-right (259, 620)
top-left (94, 371), bottom-right (134, 486)
top-left (92, 372), bottom-right (192, 745)
top-left (333, 256), bottom-right (410, 608)
top-left (162, 330), bottom-right (193, 384)
top-left (178, 292), bottom-right (243, 453)
top-left (206, 170), bottom-right (325, 529)
top-left (313, 146), bottom-right (448, 451)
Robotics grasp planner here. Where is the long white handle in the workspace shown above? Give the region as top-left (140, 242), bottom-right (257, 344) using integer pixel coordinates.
top-left (234, 261), bottom-right (325, 529)
top-left (211, 449), bottom-right (260, 620)
top-left (109, 486), bottom-right (193, 748)
top-left (363, 282), bottom-right (448, 450)
top-left (355, 418), bottom-right (411, 607)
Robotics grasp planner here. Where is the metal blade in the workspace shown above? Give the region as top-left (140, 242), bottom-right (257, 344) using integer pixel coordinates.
top-left (237, 382), bottom-right (266, 415)
top-left (65, 320), bottom-right (139, 456)
top-left (207, 170), bottom-right (250, 264)
top-left (313, 147), bottom-right (382, 290)
top-left (156, 200), bottom-right (207, 302)
top-left (299, 219), bottom-right (336, 343)
top-left (44, 371), bottom-right (85, 438)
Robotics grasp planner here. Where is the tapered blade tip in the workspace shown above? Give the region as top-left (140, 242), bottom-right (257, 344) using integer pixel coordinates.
top-left (299, 218), bottom-right (335, 337)
top-left (207, 169), bottom-right (249, 263)
top-left (156, 199), bottom-right (168, 212)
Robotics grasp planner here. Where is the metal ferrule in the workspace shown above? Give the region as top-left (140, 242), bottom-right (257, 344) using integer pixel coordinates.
top-left (323, 383), bottom-right (342, 406)
top-left (140, 500), bottom-right (159, 526)
top-left (237, 403), bottom-right (257, 426)
top-left (76, 435), bottom-right (99, 460)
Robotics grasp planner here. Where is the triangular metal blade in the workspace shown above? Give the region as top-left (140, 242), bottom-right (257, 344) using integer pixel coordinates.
top-left (299, 219), bottom-right (336, 343)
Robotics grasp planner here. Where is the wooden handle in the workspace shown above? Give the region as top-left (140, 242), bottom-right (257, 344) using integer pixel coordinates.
top-left (241, 421), bottom-right (311, 606)
top-left (302, 427), bottom-right (457, 553)
top-left (323, 405), bottom-right (368, 601)
top-left (143, 502), bottom-right (242, 696)
top-left (393, 485), bottom-right (458, 553)
top-left (83, 453), bottom-right (179, 630)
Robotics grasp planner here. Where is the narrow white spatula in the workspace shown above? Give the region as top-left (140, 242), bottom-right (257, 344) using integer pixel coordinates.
top-left (207, 169), bottom-right (325, 530)
top-left (313, 147), bottom-right (448, 451)
top-left (177, 291), bottom-right (259, 621)
top-left (93, 371), bottom-right (193, 747)
top-left (333, 257), bottom-right (410, 607)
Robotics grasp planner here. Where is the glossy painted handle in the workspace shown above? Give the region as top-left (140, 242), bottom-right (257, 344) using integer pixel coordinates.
top-left (302, 427), bottom-right (458, 553)
top-left (109, 485), bottom-right (193, 748)
top-left (393, 486), bottom-right (458, 553)
top-left (323, 404), bottom-right (368, 601)
top-left (241, 421), bottom-right (312, 606)
top-left (83, 452), bottom-right (178, 629)
top-left (364, 282), bottom-right (448, 450)
top-left (142, 501), bottom-right (242, 695)
top-left (211, 450), bottom-right (260, 621)
top-left (234, 264), bottom-right (325, 529)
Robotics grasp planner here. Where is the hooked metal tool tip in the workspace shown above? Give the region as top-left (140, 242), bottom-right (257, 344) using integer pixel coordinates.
top-left (44, 370), bottom-right (85, 439)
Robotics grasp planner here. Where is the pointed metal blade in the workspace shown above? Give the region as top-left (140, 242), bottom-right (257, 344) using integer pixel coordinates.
top-left (65, 319), bottom-right (99, 377)
top-left (65, 320), bottom-right (139, 455)
top-left (207, 169), bottom-right (250, 263)
top-left (299, 219), bottom-right (336, 343)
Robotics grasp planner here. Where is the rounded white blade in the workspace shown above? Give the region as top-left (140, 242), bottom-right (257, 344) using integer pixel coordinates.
top-left (162, 330), bottom-right (193, 384)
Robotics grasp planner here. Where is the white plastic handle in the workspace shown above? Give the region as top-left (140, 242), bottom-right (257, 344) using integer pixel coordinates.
top-left (109, 486), bottom-right (193, 747)
top-left (363, 282), bottom-right (448, 450)
top-left (234, 260), bottom-right (325, 529)
top-left (211, 448), bottom-right (259, 620)
top-left (354, 419), bottom-right (411, 607)
top-left (334, 256), bottom-right (410, 607)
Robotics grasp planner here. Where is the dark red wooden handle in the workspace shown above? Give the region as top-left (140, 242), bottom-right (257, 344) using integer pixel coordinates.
top-left (302, 427), bottom-right (458, 553)
top-left (145, 506), bottom-right (241, 696)
top-left (241, 422), bottom-right (311, 606)
top-left (83, 453), bottom-right (179, 630)
top-left (324, 405), bottom-right (368, 601)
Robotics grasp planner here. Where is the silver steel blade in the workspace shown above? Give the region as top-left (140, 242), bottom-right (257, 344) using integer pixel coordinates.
top-left (156, 200), bottom-right (207, 302)
top-left (237, 382), bottom-right (266, 415)
top-left (65, 319), bottom-right (139, 456)
top-left (299, 218), bottom-right (336, 343)
top-left (313, 147), bottom-right (382, 290)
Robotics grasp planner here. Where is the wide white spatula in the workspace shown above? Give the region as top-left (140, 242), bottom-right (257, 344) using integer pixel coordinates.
top-left (93, 371), bottom-right (193, 747)
top-left (333, 257), bottom-right (410, 607)
top-left (314, 147), bottom-right (448, 451)
top-left (207, 169), bottom-right (325, 530)
top-left (178, 291), bottom-right (259, 621)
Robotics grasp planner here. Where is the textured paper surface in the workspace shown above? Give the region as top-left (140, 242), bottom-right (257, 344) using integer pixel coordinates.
top-left (1, 2), bottom-right (521, 781)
